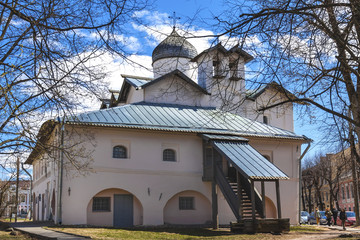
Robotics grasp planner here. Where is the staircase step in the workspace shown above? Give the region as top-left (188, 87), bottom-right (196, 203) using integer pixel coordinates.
top-left (224, 172), bottom-right (264, 220)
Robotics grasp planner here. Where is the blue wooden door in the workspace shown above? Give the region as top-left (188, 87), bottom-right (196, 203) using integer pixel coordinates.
top-left (113, 194), bottom-right (133, 227)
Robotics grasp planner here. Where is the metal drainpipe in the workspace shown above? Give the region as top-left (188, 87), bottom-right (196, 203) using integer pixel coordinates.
top-left (298, 139), bottom-right (311, 224)
top-left (21, 163), bottom-right (32, 220)
top-left (56, 117), bottom-right (65, 225)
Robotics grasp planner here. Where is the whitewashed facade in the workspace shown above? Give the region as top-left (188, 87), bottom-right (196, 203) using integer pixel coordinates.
top-left (27, 28), bottom-right (308, 227)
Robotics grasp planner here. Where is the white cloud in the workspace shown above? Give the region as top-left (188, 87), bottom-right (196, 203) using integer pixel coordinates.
top-left (132, 10), bottom-right (170, 26)
top-left (88, 30), bottom-right (141, 52)
top-left (131, 10), bottom-right (216, 54)
top-left (102, 53), bottom-right (153, 90)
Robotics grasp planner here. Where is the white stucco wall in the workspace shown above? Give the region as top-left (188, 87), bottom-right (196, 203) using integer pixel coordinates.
top-left (32, 126), bottom-right (302, 226)
top-left (143, 75), bottom-right (211, 107)
top-left (86, 188), bottom-right (143, 226)
top-left (251, 138), bottom-right (301, 223)
top-left (126, 87), bottom-right (144, 104)
top-left (153, 57), bottom-right (198, 81)
top-left (244, 89), bottom-right (294, 131)
top-left (34, 126), bottom-right (298, 225)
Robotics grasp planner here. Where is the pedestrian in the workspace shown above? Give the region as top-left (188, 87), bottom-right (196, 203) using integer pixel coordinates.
top-left (325, 208), bottom-right (333, 226)
top-left (315, 207), bottom-right (321, 225)
top-left (339, 208), bottom-right (347, 230)
top-left (332, 207), bottom-right (338, 225)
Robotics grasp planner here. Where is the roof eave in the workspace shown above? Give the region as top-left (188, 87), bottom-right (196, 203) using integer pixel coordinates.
top-left (142, 69), bottom-right (210, 95)
top-left (65, 121), bottom-right (308, 141)
top-left (25, 120), bottom-right (58, 165)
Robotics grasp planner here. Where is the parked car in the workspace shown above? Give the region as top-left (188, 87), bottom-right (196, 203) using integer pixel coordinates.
top-left (309, 211), bottom-right (327, 225)
top-left (336, 211), bottom-right (356, 226)
top-left (300, 211), bottom-right (310, 224)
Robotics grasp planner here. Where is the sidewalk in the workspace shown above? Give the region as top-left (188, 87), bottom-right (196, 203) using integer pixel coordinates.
top-left (9, 221), bottom-right (91, 240)
top-left (328, 224), bottom-right (360, 233)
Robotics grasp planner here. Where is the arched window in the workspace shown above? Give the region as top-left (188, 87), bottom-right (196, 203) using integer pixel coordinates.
top-left (263, 115), bottom-right (269, 124)
top-left (163, 149), bottom-right (176, 162)
top-left (262, 155), bottom-right (271, 163)
top-left (113, 145), bottom-right (127, 158)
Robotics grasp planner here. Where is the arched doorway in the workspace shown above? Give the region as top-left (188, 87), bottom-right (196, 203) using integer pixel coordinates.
top-left (87, 188), bottom-right (143, 227)
top-left (163, 190), bottom-right (211, 225)
top-left (265, 197), bottom-right (277, 218)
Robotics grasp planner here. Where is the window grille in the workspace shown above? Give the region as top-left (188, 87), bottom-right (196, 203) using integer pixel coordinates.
top-left (113, 145), bottom-right (127, 158)
top-left (179, 197), bottom-right (194, 210)
top-left (92, 197), bottom-right (110, 211)
top-left (163, 149), bottom-right (176, 162)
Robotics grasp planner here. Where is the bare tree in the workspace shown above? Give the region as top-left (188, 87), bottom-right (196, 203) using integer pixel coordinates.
top-left (0, 0), bottom-right (149, 170)
top-left (215, 0), bottom-right (360, 158)
top-left (0, 178), bottom-right (13, 217)
top-left (302, 151), bottom-right (347, 213)
top-left (302, 159), bottom-right (316, 212)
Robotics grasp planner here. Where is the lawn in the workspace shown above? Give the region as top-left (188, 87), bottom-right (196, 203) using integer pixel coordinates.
top-left (0, 221), bottom-right (32, 240)
top-left (0, 218), bottom-right (31, 223)
top-left (48, 225), bottom-right (328, 240)
top-left (0, 230), bottom-right (33, 240)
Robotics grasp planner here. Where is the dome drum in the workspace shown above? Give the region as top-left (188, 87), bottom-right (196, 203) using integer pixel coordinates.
top-left (152, 29), bottom-right (198, 64)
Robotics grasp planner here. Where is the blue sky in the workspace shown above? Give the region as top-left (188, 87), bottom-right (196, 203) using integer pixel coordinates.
top-left (97, 0), bottom-right (326, 158)
top-left (1, 0), bottom-right (326, 181)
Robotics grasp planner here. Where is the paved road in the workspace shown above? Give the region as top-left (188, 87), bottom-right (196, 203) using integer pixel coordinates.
top-left (9, 221), bottom-right (90, 240)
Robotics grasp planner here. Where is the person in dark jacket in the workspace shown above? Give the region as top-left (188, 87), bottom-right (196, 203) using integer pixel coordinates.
top-left (339, 208), bottom-right (347, 230)
top-left (325, 208), bottom-right (333, 226)
top-left (332, 208), bottom-right (338, 225)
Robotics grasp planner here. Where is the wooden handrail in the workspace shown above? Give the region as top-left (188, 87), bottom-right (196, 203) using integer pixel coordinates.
top-left (215, 164), bottom-right (241, 220)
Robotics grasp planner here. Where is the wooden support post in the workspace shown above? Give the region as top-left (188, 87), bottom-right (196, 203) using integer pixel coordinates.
top-left (237, 172), bottom-right (242, 219)
top-left (251, 179), bottom-right (257, 233)
top-left (212, 180), bottom-right (218, 229)
top-left (212, 148), bottom-right (218, 229)
top-left (261, 181), bottom-right (266, 219)
top-left (251, 180), bottom-right (256, 220)
top-left (276, 180), bottom-right (282, 219)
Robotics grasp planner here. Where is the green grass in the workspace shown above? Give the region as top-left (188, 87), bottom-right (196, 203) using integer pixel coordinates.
top-left (47, 225), bottom-right (326, 240)
top-left (289, 225), bottom-right (327, 232)
top-left (0, 230), bottom-right (32, 240)
top-left (0, 221), bottom-right (32, 239)
top-left (0, 218), bottom-right (30, 223)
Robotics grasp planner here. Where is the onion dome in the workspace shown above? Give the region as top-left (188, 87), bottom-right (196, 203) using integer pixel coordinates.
top-left (152, 28), bottom-right (198, 63)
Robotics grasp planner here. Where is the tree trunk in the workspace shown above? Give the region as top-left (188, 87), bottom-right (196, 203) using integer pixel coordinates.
top-left (351, 154), bottom-right (359, 225)
top-left (349, 137), bottom-right (360, 225)
top-left (302, 186), bottom-right (306, 211)
top-left (15, 157), bottom-right (19, 223)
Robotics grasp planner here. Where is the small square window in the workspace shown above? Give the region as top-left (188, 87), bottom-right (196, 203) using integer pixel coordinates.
top-left (163, 149), bottom-right (176, 162)
top-left (92, 197), bottom-right (111, 212)
top-left (113, 145), bottom-right (127, 158)
top-left (179, 197), bottom-right (194, 210)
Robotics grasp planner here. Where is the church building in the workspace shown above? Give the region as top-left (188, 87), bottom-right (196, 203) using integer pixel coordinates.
top-left (26, 28), bottom-right (309, 227)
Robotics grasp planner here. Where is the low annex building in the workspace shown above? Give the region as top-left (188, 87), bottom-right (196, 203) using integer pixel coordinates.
top-left (26, 28), bottom-right (309, 227)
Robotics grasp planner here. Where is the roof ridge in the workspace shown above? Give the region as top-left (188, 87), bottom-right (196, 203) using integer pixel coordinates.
top-left (62, 102), bottom-right (307, 141)
top-left (121, 74), bottom-right (153, 81)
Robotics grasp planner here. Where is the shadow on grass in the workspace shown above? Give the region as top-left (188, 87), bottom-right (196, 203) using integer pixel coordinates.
top-left (0, 221), bottom-right (10, 230)
top-left (48, 225), bottom-right (237, 237)
top-left (129, 227), bottom-right (234, 237)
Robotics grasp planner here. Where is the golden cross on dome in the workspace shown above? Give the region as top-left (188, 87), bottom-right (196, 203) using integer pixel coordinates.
top-left (169, 11), bottom-right (181, 29)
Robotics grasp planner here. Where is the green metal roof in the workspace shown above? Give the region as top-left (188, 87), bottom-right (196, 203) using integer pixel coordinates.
top-left (66, 102), bottom-right (307, 140)
top-left (211, 139), bottom-right (289, 180)
top-left (200, 134), bottom-right (249, 142)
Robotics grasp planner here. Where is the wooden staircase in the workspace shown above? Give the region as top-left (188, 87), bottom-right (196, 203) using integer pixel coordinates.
top-left (228, 182), bottom-right (261, 219)
top-left (214, 164), bottom-right (264, 221)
